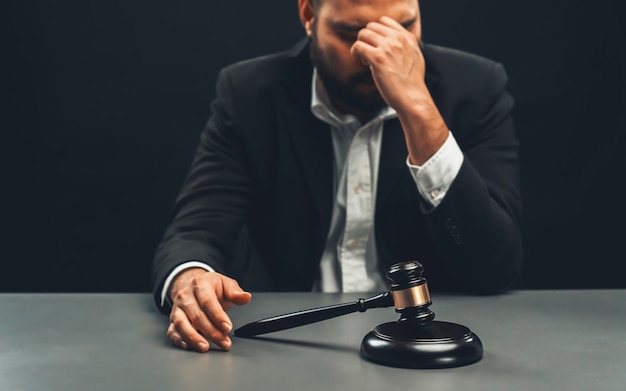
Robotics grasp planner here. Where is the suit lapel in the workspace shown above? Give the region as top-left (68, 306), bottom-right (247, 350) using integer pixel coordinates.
top-left (277, 39), bottom-right (334, 246)
top-left (377, 118), bottom-right (409, 206)
top-left (281, 105), bottom-right (333, 239)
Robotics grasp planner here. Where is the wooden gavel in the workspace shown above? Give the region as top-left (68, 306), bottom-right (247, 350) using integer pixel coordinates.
top-left (233, 261), bottom-right (434, 337)
top-left (234, 261), bottom-right (483, 369)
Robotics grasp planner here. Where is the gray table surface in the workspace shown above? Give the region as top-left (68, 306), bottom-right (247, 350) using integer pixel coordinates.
top-left (1, 290), bottom-right (624, 391)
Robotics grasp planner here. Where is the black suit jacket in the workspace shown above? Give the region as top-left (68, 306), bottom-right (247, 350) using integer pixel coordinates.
top-left (152, 38), bottom-right (523, 311)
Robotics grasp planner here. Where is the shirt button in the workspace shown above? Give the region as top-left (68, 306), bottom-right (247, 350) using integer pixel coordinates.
top-left (349, 239), bottom-right (358, 249)
top-left (354, 185), bottom-right (361, 194)
top-left (430, 188), bottom-right (440, 199)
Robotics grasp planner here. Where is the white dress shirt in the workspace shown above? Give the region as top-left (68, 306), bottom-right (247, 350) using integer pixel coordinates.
top-left (160, 68), bottom-right (464, 306)
top-left (310, 69), bottom-right (464, 292)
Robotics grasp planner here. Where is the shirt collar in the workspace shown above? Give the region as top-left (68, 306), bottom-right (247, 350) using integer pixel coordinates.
top-left (310, 68), bottom-right (397, 127)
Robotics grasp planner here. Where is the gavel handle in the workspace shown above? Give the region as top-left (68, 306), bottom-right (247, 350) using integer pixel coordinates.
top-left (233, 292), bottom-right (394, 337)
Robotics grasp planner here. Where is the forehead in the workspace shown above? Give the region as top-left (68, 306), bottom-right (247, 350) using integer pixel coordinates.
top-left (317, 0), bottom-right (419, 25)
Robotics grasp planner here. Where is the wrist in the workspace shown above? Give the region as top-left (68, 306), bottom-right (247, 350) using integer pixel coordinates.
top-left (398, 104), bottom-right (448, 165)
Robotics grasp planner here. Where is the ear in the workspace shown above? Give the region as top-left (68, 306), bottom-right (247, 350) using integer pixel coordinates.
top-left (298, 0), bottom-right (315, 36)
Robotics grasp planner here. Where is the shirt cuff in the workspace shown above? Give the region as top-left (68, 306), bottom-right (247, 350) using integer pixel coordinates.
top-left (160, 261), bottom-right (215, 308)
top-left (406, 131), bottom-right (464, 208)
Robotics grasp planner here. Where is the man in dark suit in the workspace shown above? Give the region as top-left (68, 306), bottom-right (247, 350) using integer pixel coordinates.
top-left (153, 0), bottom-right (522, 353)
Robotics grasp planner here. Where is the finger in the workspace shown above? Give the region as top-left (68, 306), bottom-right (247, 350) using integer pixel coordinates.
top-left (378, 16), bottom-right (421, 46)
top-left (178, 290), bottom-right (226, 344)
top-left (170, 307), bottom-right (218, 352)
top-left (167, 321), bottom-right (190, 350)
top-left (362, 21), bottom-right (397, 37)
top-left (378, 16), bottom-right (406, 31)
top-left (196, 286), bottom-right (237, 338)
top-left (350, 41), bottom-right (378, 66)
top-left (355, 27), bottom-right (386, 49)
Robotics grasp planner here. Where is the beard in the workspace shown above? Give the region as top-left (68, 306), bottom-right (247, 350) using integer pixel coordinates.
top-left (309, 35), bottom-right (387, 116)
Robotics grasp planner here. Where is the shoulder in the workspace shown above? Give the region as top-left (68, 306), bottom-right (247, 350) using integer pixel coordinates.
top-left (216, 38), bottom-right (310, 95)
top-left (423, 43), bottom-right (506, 76)
top-left (222, 51), bottom-right (292, 82)
top-left (422, 43), bottom-right (511, 108)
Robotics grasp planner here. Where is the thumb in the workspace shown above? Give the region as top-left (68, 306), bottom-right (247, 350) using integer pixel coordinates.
top-left (222, 278), bottom-right (252, 305)
top-left (227, 289), bottom-right (252, 305)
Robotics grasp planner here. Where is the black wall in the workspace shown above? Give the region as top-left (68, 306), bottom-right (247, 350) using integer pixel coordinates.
top-left (3, 0), bottom-right (625, 292)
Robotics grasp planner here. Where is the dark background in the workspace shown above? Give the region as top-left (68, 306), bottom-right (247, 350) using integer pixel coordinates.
top-left (3, 0), bottom-right (624, 293)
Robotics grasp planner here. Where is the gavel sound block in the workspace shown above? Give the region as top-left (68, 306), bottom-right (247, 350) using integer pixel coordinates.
top-left (234, 261), bottom-right (483, 369)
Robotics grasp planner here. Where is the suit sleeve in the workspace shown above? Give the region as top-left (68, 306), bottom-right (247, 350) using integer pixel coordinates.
top-left (151, 68), bottom-right (249, 312)
top-left (425, 62), bottom-right (523, 294)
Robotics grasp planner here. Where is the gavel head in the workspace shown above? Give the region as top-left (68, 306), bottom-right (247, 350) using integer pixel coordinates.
top-left (386, 261), bottom-right (435, 326)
